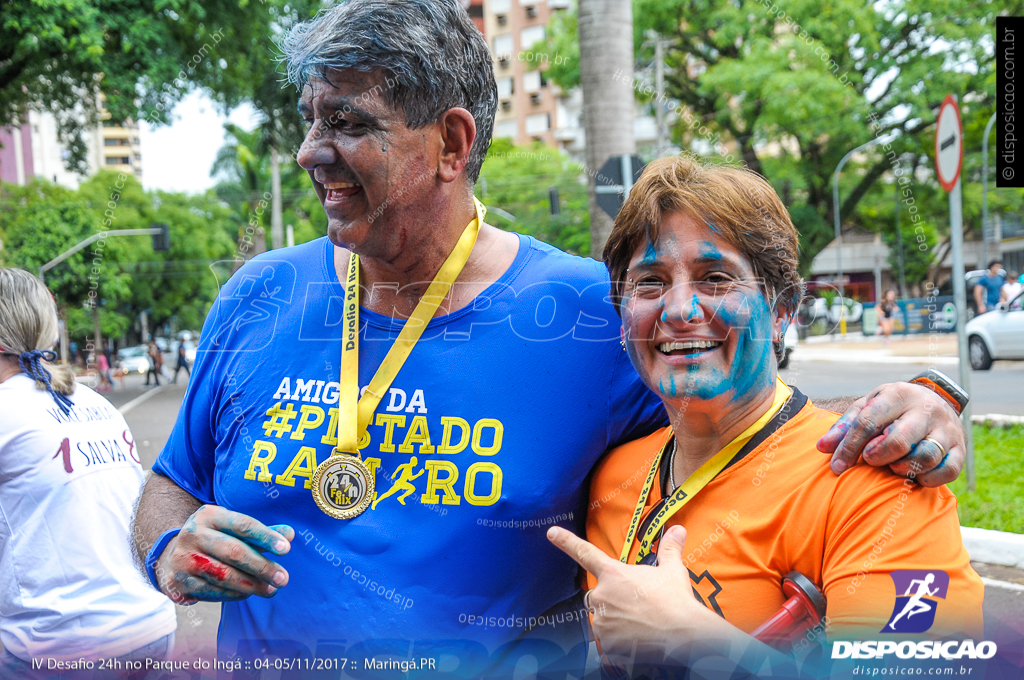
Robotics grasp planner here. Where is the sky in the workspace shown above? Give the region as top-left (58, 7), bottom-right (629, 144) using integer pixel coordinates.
top-left (139, 91), bottom-right (263, 195)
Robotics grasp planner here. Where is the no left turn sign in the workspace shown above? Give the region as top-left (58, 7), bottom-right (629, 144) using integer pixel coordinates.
top-left (934, 95), bottom-right (963, 193)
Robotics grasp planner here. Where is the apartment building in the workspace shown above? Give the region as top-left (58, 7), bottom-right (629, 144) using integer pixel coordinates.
top-left (0, 97), bottom-right (143, 188)
top-left (483, 0), bottom-right (570, 147)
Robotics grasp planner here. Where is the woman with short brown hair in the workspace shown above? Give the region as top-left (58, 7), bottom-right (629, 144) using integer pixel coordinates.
top-left (547, 156), bottom-right (982, 673)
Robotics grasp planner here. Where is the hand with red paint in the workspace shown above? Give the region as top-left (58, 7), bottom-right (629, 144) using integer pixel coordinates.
top-left (155, 505), bottom-right (294, 602)
top-left (817, 381), bottom-right (966, 487)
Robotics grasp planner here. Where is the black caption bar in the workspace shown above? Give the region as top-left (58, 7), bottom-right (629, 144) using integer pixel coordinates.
top-left (997, 16), bottom-right (1024, 187)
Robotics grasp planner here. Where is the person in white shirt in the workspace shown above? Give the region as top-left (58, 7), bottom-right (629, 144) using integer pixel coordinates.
top-left (0, 268), bottom-right (176, 672)
top-left (1000, 271), bottom-right (1023, 310)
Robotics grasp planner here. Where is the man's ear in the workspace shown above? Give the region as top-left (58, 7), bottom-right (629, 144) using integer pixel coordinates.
top-left (436, 108), bottom-right (477, 184)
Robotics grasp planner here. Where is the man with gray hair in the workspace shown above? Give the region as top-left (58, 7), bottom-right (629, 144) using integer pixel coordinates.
top-left (132, 0), bottom-right (970, 672)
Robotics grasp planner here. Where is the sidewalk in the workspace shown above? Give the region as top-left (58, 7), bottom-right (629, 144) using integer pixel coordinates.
top-left (798, 333), bottom-right (959, 364)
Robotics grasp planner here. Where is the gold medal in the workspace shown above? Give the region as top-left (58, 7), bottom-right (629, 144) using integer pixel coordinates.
top-left (312, 454), bottom-right (375, 520)
top-left (312, 199), bottom-right (486, 519)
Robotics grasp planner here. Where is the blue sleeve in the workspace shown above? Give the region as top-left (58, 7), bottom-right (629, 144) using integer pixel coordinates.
top-left (605, 348), bottom-right (668, 449)
top-left (151, 298), bottom-right (225, 505)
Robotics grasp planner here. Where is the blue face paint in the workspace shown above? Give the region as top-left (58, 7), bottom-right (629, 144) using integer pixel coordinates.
top-left (641, 241), bottom-right (658, 264)
top-left (698, 241), bottom-right (724, 260)
top-left (706, 221), bottom-right (719, 234)
top-left (680, 287), bottom-right (775, 402)
top-left (684, 294), bottom-right (701, 322)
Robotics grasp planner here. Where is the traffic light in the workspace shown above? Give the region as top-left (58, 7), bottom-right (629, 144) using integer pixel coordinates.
top-left (152, 222), bottom-right (170, 251)
top-left (548, 187), bottom-right (560, 216)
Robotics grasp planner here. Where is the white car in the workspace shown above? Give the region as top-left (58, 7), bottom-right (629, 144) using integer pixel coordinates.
top-left (965, 291), bottom-right (1024, 370)
top-left (117, 346), bottom-right (151, 375)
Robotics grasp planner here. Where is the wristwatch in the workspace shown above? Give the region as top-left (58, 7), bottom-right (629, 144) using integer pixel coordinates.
top-left (909, 369), bottom-right (969, 415)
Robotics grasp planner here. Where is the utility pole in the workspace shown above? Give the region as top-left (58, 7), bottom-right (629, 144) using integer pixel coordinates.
top-left (894, 177), bottom-right (907, 298)
top-left (981, 112), bottom-right (997, 268)
top-left (270, 145), bottom-right (284, 249)
top-left (654, 35), bottom-right (666, 157)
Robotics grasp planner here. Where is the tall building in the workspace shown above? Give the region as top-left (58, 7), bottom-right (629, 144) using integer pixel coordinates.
top-left (483, 0), bottom-right (570, 147)
top-left (479, 0), bottom-right (663, 163)
top-left (0, 97), bottom-right (143, 188)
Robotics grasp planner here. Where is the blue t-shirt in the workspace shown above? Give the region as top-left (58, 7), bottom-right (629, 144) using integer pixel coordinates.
top-left (977, 274), bottom-right (1005, 308)
top-left (153, 235), bottom-right (665, 667)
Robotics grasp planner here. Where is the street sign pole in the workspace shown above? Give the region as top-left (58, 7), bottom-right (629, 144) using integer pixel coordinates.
top-left (947, 177), bottom-right (974, 491)
top-left (935, 94), bottom-right (974, 491)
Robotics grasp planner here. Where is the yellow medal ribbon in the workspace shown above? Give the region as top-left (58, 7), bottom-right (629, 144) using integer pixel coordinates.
top-left (619, 378), bottom-right (792, 563)
top-left (335, 197), bottom-right (486, 454)
top-left (312, 198), bottom-right (486, 519)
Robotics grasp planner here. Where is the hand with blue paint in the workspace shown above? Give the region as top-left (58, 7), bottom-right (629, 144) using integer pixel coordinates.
top-left (816, 382), bottom-right (965, 487)
top-left (137, 475), bottom-right (294, 603)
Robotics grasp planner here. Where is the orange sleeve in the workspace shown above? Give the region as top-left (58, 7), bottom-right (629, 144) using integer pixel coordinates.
top-left (821, 467), bottom-right (983, 640)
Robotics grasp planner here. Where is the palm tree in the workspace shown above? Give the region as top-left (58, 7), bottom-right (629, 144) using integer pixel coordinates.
top-left (578, 0), bottom-right (637, 255)
top-left (211, 123), bottom-right (274, 259)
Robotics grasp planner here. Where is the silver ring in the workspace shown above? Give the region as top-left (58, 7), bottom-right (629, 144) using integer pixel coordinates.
top-left (921, 437), bottom-right (947, 460)
top-left (584, 589), bottom-right (595, 614)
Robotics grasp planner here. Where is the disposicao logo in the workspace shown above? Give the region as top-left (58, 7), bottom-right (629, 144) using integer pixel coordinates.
top-left (882, 570), bottom-right (949, 633)
top-left (832, 640), bottom-right (997, 660)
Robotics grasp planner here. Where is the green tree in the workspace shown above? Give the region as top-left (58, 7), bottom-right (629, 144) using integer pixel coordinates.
top-left (542, 0), bottom-right (1013, 275)
top-left (477, 139), bottom-right (591, 256)
top-left (211, 122), bottom-right (326, 253)
top-left (0, 0), bottom-right (272, 174)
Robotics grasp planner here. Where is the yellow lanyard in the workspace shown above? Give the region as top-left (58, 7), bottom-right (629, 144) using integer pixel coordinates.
top-left (333, 198), bottom-right (486, 455)
top-left (619, 379), bottom-right (792, 564)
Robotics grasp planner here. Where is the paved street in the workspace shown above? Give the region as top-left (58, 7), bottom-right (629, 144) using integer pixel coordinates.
top-left (110, 361), bottom-right (1024, 659)
top-left (784, 342), bottom-right (1024, 416)
top-left (113, 374), bottom-right (221, 662)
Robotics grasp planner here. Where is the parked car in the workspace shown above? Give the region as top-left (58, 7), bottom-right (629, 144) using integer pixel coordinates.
top-left (965, 290), bottom-right (1024, 370)
top-left (116, 345), bottom-right (150, 375)
top-left (778, 322), bottom-right (799, 369)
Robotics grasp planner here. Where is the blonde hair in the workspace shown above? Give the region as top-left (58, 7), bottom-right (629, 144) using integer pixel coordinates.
top-left (0, 268), bottom-right (76, 396)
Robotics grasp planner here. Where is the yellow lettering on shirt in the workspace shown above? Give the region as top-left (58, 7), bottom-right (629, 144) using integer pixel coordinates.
top-left (375, 414), bottom-right (406, 453)
top-left (364, 457), bottom-right (381, 501)
top-left (421, 460), bottom-right (461, 505)
top-left (464, 461), bottom-right (502, 505)
top-left (244, 441), bottom-right (277, 482)
top-left (438, 417), bottom-right (470, 454)
top-left (471, 419), bottom-right (503, 456)
top-left (320, 408), bottom-right (340, 446)
top-left (275, 446), bottom-right (319, 488)
top-left (290, 405), bottom-right (325, 441)
top-left (398, 415), bottom-right (435, 454)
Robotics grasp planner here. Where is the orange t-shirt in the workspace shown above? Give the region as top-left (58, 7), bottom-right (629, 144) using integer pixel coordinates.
top-left (586, 389), bottom-right (983, 640)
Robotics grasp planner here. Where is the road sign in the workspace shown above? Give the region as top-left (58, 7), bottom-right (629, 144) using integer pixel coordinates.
top-left (595, 155), bottom-right (646, 219)
top-left (936, 93), bottom-right (975, 490)
top-left (935, 95), bottom-right (963, 193)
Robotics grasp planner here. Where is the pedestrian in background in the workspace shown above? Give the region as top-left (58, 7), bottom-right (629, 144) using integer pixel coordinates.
top-left (0, 268), bottom-right (176, 675)
top-left (1000, 270), bottom-right (1023, 310)
top-left (974, 259), bottom-right (1005, 315)
top-left (876, 289), bottom-right (898, 345)
top-left (97, 350), bottom-right (113, 391)
top-left (172, 340), bottom-right (190, 384)
top-left (144, 340), bottom-right (162, 387)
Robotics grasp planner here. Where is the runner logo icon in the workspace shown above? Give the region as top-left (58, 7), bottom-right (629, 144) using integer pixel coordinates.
top-left (882, 570), bottom-right (949, 633)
